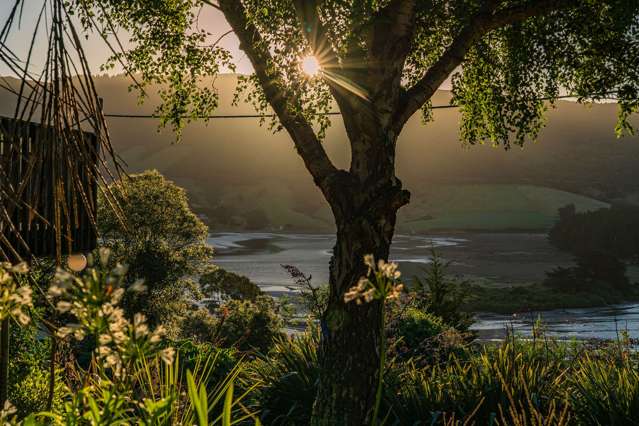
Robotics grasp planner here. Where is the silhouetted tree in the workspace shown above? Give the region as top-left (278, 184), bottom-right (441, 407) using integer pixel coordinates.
top-left (549, 204), bottom-right (639, 262)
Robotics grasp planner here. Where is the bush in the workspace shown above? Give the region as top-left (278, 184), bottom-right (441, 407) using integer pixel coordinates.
top-left (247, 332), bottom-right (320, 426)
top-left (0, 251), bottom-right (258, 425)
top-left (8, 321), bottom-right (65, 416)
top-left (215, 295), bottom-right (285, 353)
top-left (390, 308), bottom-right (466, 366)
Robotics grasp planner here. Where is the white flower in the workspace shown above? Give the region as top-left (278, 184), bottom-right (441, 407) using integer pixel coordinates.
top-left (99, 248), bottom-right (111, 267)
top-left (363, 254), bottom-right (375, 269)
top-left (57, 326), bottom-right (73, 339)
top-left (15, 311), bottom-right (30, 326)
top-left (99, 334), bottom-right (112, 345)
top-left (160, 347), bottom-right (175, 365)
top-left (1, 400), bottom-right (16, 416)
top-left (129, 279), bottom-right (147, 293)
top-left (111, 288), bottom-right (125, 304)
top-left (56, 301), bottom-right (72, 313)
top-left (113, 264), bottom-right (128, 277)
top-left (48, 285), bottom-right (64, 297)
top-left (10, 262), bottom-right (28, 274)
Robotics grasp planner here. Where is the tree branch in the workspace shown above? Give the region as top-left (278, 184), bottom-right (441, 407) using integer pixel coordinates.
top-left (217, 0), bottom-right (337, 186)
top-left (394, 0), bottom-right (578, 130)
top-left (366, 0), bottom-right (418, 126)
top-left (292, 0), bottom-right (339, 69)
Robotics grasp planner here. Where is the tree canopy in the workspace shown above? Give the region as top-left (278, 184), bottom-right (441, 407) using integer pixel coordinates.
top-left (73, 1), bottom-right (639, 147)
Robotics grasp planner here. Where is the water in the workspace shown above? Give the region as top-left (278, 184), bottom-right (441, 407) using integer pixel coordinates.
top-left (208, 232), bottom-right (639, 340)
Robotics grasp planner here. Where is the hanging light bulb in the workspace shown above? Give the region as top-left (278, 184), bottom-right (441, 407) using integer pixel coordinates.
top-left (67, 253), bottom-right (87, 272)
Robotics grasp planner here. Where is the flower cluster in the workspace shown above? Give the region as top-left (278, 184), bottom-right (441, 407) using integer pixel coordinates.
top-left (0, 262), bottom-right (31, 325)
top-left (344, 255), bottom-right (404, 305)
top-left (49, 248), bottom-right (173, 377)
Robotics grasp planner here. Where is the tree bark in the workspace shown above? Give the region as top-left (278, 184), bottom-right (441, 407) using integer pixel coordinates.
top-left (312, 170), bottom-right (409, 425)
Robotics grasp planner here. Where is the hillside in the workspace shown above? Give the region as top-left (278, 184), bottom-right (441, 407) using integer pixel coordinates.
top-left (1, 74), bottom-right (636, 232)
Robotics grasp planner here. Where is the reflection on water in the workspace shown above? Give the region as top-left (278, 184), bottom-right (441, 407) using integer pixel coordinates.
top-left (472, 304), bottom-right (639, 340)
top-left (208, 232), bottom-right (639, 340)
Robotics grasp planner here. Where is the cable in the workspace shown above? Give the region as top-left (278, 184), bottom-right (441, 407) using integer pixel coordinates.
top-left (100, 94), bottom-right (621, 119)
top-left (0, 82), bottom-right (621, 120)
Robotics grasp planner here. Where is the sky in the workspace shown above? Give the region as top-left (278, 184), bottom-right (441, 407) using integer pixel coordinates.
top-left (0, 1), bottom-right (253, 77)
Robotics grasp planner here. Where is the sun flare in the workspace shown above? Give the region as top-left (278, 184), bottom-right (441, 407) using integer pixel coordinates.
top-left (301, 55), bottom-right (321, 77)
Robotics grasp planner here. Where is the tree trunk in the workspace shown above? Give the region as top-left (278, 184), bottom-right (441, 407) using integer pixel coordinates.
top-left (312, 172), bottom-right (409, 425)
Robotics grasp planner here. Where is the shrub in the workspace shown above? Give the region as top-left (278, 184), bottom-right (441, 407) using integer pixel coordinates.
top-left (390, 308), bottom-right (466, 366)
top-left (7, 320), bottom-right (65, 416)
top-left (247, 332), bottom-right (320, 426)
top-left (215, 295), bottom-right (285, 353)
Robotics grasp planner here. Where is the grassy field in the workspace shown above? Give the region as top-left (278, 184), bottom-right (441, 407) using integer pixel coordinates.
top-left (398, 184), bottom-right (608, 233)
top-left (188, 181), bottom-right (608, 232)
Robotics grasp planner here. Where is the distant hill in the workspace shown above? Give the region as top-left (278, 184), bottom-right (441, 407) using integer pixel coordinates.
top-left (1, 74), bottom-right (636, 232)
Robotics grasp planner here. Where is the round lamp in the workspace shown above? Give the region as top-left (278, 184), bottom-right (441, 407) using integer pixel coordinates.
top-left (67, 254), bottom-right (88, 272)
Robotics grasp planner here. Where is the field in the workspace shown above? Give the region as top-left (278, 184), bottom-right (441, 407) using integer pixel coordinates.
top-left (398, 183), bottom-right (609, 232)
top-left (180, 179), bottom-right (608, 232)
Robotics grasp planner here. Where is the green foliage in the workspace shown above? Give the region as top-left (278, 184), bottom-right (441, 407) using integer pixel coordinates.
top-left (72, 0), bottom-right (235, 137)
top-left (0, 251), bottom-right (259, 425)
top-left (281, 264), bottom-right (328, 321)
top-left (215, 296), bottom-right (285, 354)
top-left (544, 250), bottom-right (633, 294)
top-left (389, 308), bottom-right (467, 367)
top-left (247, 332), bottom-right (320, 426)
top-left (570, 351), bottom-right (639, 425)
top-left (411, 251), bottom-right (473, 331)
top-left (72, 1), bottom-right (639, 147)
top-left (450, 2), bottom-right (639, 146)
top-left (396, 308), bottom-right (447, 348)
top-left (201, 268), bottom-right (263, 303)
top-left (98, 170), bottom-right (212, 286)
top-left (98, 169), bottom-right (213, 332)
top-left (549, 203), bottom-right (639, 262)
top-left (7, 321), bottom-right (64, 417)
top-left (388, 332), bottom-right (571, 424)
top-left (463, 280), bottom-right (639, 315)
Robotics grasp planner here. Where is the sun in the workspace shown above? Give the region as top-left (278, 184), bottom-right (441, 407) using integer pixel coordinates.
top-left (301, 55), bottom-right (321, 77)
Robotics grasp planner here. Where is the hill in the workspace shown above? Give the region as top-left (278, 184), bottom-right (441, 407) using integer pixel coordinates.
top-left (1, 74), bottom-right (636, 232)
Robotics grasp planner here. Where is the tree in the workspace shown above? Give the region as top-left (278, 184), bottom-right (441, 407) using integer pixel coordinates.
top-left (58, 1), bottom-right (639, 423)
top-left (200, 268), bottom-right (263, 302)
top-left (411, 251), bottom-right (473, 332)
top-left (98, 170), bottom-right (213, 329)
top-left (549, 203), bottom-right (639, 262)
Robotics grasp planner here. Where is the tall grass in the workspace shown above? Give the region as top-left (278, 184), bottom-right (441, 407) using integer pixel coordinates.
top-left (246, 324), bottom-right (638, 425)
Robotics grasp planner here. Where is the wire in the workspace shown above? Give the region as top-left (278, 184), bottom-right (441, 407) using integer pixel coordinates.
top-left (0, 82), bottom-right (621, 120)
top-left (100, 94), bottom-right (620, 119)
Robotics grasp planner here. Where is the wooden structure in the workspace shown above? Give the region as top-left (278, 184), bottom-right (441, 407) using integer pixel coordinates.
top-left (0, 116), bottom-right (98, 259)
